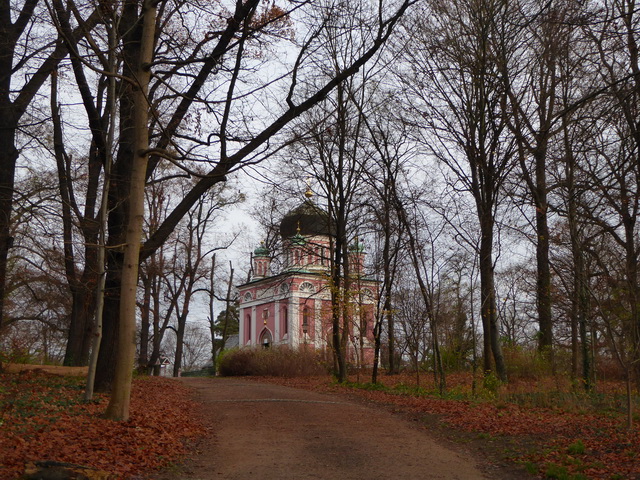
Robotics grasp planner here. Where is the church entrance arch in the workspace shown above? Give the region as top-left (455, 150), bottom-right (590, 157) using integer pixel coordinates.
top-left (259, 328), bottom-right (273, 348)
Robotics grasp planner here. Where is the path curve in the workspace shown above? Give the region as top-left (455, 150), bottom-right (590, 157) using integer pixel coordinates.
top-left (152, 377), bottom-right (491, 480)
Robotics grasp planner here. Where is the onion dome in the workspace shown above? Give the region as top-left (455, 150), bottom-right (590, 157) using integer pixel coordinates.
top-left (290, 228), bottom-right (307, 246)
top-left (279, 198), bottom-right (333, 238)
top-left (254, 241), bottom-right (270, 257)
top-left (349, 237), bottom-right (365, 253)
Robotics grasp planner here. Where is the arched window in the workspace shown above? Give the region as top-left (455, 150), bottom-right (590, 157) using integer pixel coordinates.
top-left (245, 314), bottom-right (252, 343)
top-left (282, 307), bottom-right (288, 336)
top-left (302, 306), bottom-right (311, 336)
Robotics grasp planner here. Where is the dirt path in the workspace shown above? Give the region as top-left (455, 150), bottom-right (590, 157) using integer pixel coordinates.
top-left (151, 377), bottom-right (505, 480)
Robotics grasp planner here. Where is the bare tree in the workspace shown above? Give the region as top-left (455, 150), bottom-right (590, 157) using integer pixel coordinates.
top-left (399, 0), bottom-right (517, 381)
top-left (0, 1), bottom-right (100, 335)
top-left (358, 94), bottom-right (412, 380)
top-left (500, 0), bottom-right (586, 357)
top-left (581, 0), bottom-right (640, 383)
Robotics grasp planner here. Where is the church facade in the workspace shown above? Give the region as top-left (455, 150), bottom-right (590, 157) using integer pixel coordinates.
top-left (237, 195), bottom-right (378, 364)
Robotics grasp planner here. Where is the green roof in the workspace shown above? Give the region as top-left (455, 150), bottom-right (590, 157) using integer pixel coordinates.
top-left (254, 242), bottom-right (270, 256)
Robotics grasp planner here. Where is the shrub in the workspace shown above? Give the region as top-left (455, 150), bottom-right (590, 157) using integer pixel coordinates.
top-left (439, 347), bottom-right (471, 372)
top-left (218, 346), bottom-right (327, 377)
top-left (502, 345), bottom-right (553, 380)
top-left (217, 348), bottom-right (255, 376)
top-left (482, 372), bottom-right (502, 397)
top-left (594, 357), bottom-right (626, 381)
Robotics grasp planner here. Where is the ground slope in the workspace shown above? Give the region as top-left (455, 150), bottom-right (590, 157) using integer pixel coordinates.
top-left (151, 377), bottom-right (516, 480)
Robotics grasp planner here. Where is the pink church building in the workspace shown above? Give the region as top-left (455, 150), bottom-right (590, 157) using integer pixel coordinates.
top-left (237, 194), bottom-right (378, 365)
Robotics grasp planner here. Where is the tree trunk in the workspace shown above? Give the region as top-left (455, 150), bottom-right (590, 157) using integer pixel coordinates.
top-left (64, 287), bottom-right (97, 365)
top-left (104, 0), bottom-right (155, 421)
top-left (0, 124), bottom-right (17, 332)
top-left (94, 0), bottom-right (142, 393)
top-left (479, 210), bottom-right (506, 382)
top-left (208, 255), bottom-right (217, 373)
top-left (534, 149), bottom-right (553, 358)
top-left (331, 233), bottom-right (347, 382)
top-left (371, 316), bottom-right (382, 384)
top-left (218, 264), bottom-right (235, 358)
top-left (138, 274), bottom-right (152, 372)
top-left (173, 314), bottom-right (186, 377)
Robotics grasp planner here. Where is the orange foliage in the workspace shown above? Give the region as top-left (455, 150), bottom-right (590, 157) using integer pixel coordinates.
top-left (0, 371), bottom-right (206, 479)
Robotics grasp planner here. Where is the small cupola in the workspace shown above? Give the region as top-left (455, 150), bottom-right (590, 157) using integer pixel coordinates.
top-left (349, 237), bottom-right (366, 275)
top-left (286, 224), bottom-right (307, 270)
top-left (253, 241), bottom-right (271, 279)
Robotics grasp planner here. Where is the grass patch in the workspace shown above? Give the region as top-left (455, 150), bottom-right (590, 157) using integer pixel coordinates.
top-left (524, 461), bottom-right (538, 475)
top-left (567, 440), bottom-right (586, 455)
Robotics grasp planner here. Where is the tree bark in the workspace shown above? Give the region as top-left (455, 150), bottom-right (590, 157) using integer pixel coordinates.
top-left (479, 209), bottom-right (507, 382)
top-left (104, 0), bottom-right (155, 421)
top-left (534, 148), bottom-right (553, 356)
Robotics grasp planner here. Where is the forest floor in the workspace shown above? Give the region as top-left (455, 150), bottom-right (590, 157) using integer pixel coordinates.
top-left (0, 366), bottom-right (206, 479)
top-left (1, 365), bottom-right (639, 479)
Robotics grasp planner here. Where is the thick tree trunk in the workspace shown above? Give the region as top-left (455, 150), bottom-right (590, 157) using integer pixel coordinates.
top-left (173, 314), bottom-right (186, 377)
top-left (104, 0), bottom-right (155, 421)
top-left (64, 286), bottom-right (97, 365)
top-left (94, 0), bottom-right (141, 393)
top-left (0, 125), bottom-right (18, 331)
top-left (479, 231), bottom-right (493, 374)
top-left (479, 211), bottom-right (506, 382)
top-left (534, 150), bottom-right (553, 357)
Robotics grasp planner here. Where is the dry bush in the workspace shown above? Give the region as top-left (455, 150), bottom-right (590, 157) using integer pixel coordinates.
top-left (594, 357), bottom-right (626, 382)
top-left (501, 345), bottom-right (554, 380)
top-left (218, 346), bottom-right (326, 377)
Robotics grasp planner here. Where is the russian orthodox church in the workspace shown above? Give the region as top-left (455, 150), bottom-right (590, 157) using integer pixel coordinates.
top-left (237, 191), bottom-right (378, 365)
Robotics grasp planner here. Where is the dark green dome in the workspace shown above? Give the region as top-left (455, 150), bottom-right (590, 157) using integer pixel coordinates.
top-left (254, 242), bottom-right (270, 256)
top-left (279, 200), bottom-right (334, 238)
